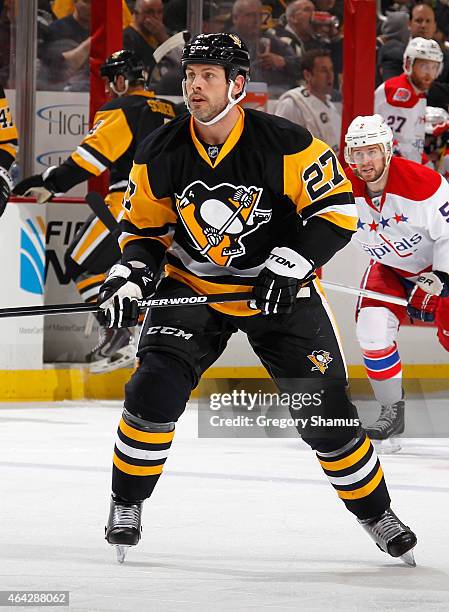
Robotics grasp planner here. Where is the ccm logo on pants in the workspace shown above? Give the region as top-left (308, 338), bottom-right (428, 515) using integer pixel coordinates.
top-left (146, 326), bottom-right (193, 340)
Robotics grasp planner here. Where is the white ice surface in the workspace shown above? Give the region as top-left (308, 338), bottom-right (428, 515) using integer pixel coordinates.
top-left (0, 401), bottom-right (448, 612)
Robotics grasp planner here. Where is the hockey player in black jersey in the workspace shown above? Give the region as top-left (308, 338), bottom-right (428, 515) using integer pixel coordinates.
top-left (98, 34), bottom-right (417, 565)
top-left (0, 86), bottom-right (18, 218)
top-left (13, 50), bottom-right (176, 372)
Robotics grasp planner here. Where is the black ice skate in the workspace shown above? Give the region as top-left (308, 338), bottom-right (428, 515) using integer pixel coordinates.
top-left (365, 399), bottom-right (405, 453)
top-left (105, 496), bottom-right (142, 563)
top-left (86, 327), bottom-right (136, 373)
top-left (359, 507), bottom-right (417, 566)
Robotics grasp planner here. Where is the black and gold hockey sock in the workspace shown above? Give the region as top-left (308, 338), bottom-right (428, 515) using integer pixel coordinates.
top-left (112, 409), bottom-right (175, 501)
top-left (76, 272), bottom-right (107, 303)
top-left (316, 434), bottom-right (390, 520)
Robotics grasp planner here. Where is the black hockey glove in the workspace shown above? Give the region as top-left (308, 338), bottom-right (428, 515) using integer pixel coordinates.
top-left (253, 247), bottom-right (315, 315)
top-left (0, 166), bottom-right (13, 218)
top-left (98, 263), bottom-right (156, 328)
top-left (13, 166), bottom-right (58, 203)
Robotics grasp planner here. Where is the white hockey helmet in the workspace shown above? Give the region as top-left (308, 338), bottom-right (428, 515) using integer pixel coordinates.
top-left (344, 114), bottom-right (394, 167)
top-left (403, 37), bottom-right (444, 76)
top-left (425, 106), bottom-right (449, 136)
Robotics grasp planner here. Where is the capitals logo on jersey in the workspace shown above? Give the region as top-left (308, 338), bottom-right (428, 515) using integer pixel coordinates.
top-left (175, 180), bottom-right (271, 266)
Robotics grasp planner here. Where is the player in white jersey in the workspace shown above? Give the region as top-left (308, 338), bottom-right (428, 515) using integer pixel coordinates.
top-left (375, 37), bottom-right (443, 164)
top-left (275, 49), bottom-right (341, 154)
top-left (424, 106), bottom-right (449, 180)
top-left (344, 114), bottom-right (449, 446)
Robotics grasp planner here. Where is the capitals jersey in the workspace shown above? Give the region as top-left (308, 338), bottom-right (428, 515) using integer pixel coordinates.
top-left (346, 157), bottom-right (449, 278)
top-left (374, 73), bottom-right (426, 163)
top-left (120, 107), bottom-right (357, 316)
top-left (0, 86), bottom-right (18, 171)
top-left (47, 91), bottom-right (176, 199)
top-left (275, 86), bottom-right (341, 154)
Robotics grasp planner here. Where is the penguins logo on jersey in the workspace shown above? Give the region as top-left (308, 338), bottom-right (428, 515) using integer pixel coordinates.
top-left (175, 180), bottom-right (271, 266)
top-left (307, 350), bottom-right (333, 374)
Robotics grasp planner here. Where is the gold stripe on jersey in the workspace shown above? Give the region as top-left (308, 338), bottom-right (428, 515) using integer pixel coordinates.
top-left (318, 210), bottom-right (358, 232)
top-left (70, 107), bottom-right (134, 175)
top-left (71, 216), bottom-right (110, 265)
top-left (284, 137), bottom-right (357, 231)
top-left (0, 96), bottom-right (18, 143)
top-left (119, 162), bottom-right (176, 252)
top-left (119, 418), bottom-right (175, 444)
top-left (0, 143), bottom-right (17, 158)
top-left (189, 105), bottom-right (245, 169)
top-left (166, 264), bottom-right (255, 316)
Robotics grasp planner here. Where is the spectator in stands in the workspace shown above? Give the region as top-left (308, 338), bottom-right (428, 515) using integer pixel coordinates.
top-left (435, 0), bottom-right (449, 41)
top-left (123, 0), bottom-right (170, 76)
top-left (229, 0), bottom-right (300, 94)
top-left (377, 11), bottom-right (410, 84)
top-left (311, 10), bottom-right (343, 87)
top-left (38, 0), bottom-right (91, 91)
top-left (0, 0), bottom-right (12, 87)
top-left (51, 0), bottom-right (133, 27)
top-left (273, 0), bottom-right (317, 58)
top-left (150, 2), bottom-right (221, 95)
top-left (275, 48), bottom-right (341, 153)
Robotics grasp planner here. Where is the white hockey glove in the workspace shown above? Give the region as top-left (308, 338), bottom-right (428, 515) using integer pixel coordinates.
top-left (252, 247), bottom-right (315, 315)
top-left (0, 166), bottom-right (13, 217)
top-left (98, 263), bottom-right (156, 328)
top-left (414, 270), bottom-right (449, 297)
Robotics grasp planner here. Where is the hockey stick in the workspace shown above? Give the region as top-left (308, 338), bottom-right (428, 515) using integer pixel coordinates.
top-left (320, 280), bottom-right (407, 307)
top-left (0, 292), bottom-right (254, 319)
top-left (0, 282), bottom-right (407, 319)
top-left (85, 191), bottom-right (121, 236)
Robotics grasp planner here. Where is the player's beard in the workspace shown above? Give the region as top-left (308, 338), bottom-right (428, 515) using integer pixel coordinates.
top-left (355, 163), bottom-right (386, 184)
top-left (189, 96), bottom-right (227, 123)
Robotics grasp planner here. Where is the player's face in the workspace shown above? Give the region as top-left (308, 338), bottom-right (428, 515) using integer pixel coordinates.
top-left (351, 145), bottom-right (386, 182)
top-left (411, 59), bottom-right (440, 92)
top-left (185, 64), bottom-right (235, 122)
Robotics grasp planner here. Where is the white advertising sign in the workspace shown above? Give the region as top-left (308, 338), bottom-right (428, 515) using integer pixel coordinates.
top-left (6, 89), bottom-right (90, 197)
top-left (0, 202), bottom-right (45, 369)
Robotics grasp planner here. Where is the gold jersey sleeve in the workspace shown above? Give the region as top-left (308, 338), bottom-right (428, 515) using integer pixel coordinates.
top-left (284, 137), bottom-right (358, 232)
top-left (0, 91), bottom-right (18, 165)
top-left (119, 161), bottom-right (177, 252)
top-left (71, 107), bottom-right (134, 176)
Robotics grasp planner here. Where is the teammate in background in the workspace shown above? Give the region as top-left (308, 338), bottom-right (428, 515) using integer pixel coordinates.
top-left (375, 37), bottom-right (443, 164)
top-left (98, 33), bottom-right (416, 566)
top-left (0, 85), bottom-right (18, 218)
top-left (275, 48), bottom-right (341, 155)
top-left (13, 50), bottom-right (176, 372)
top-left (424, 106), bottom-right (449, 180)
top-left (344, 114), bottom-right (449, 449)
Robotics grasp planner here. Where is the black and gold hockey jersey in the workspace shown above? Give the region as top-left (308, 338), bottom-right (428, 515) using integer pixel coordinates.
top-left (120, 106), bottom-right (357, 316)
top-left (47, 91), bottom-right (176, 207)
top-left (0, 86), bottom-right (18, 171)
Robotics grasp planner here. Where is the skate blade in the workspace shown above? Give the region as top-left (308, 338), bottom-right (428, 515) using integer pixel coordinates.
top-left (373, 438), bottom-right (402, 455)
top-left (89, 349), bottom-right (136, 374)
top-left (400, 549), bottom-right (416, 567)
top-left (114, 544), bottom-right (131, 564)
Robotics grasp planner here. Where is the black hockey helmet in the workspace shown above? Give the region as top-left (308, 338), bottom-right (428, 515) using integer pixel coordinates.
top-left (181, 33), bottom-right (251, 83)
top-left (100, 50), bottom-right (145, 84)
